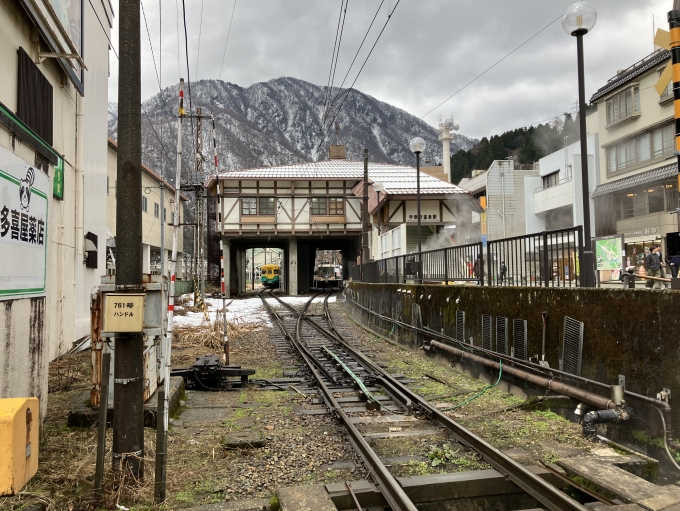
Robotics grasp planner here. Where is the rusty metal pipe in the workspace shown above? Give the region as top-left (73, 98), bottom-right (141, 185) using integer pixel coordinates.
top-left (428, 340), bottom-right (617, 410)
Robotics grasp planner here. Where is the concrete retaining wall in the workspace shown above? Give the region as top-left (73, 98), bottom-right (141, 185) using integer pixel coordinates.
top-left (347, 282), bottom-right (680, 433)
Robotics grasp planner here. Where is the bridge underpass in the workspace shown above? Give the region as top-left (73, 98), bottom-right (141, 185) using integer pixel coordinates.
top-left (223, 235), bottom-right (361, 296)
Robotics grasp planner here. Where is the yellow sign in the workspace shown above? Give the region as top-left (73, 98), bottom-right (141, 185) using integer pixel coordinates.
top-left (480, 212), bottom-right (487, 235)
top-left (103, 293), bottom-right (145, 333)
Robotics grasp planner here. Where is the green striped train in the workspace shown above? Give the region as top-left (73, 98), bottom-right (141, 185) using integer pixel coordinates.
top-left (260, 264), bottom-right (280, 287)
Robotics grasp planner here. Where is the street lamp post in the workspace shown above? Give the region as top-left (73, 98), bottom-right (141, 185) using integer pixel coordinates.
top-left (410, 137), bottom-right (426, 283)
top-left (373, 182), bottom-right (384, 236)
top-left (563, 1), bottom-right (597, 288)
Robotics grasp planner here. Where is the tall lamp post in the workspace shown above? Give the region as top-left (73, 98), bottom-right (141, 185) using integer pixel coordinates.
top-left (563, 1), bottom-right (597, 288)
top-left (373, 181), bottom-right (384, 236)
top-left (410, 137), bottom-right (426, 283)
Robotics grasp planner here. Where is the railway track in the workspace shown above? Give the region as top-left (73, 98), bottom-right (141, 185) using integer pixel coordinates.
top-left (259, 289), bottom-right (590, 511)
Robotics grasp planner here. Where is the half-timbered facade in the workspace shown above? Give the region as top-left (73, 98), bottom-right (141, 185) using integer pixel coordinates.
top-left (206, 150), bottom-right (475, 295)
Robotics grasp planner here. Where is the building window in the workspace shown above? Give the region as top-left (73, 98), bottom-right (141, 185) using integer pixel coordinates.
top-left (311, 197), bottom-right (344, 215)
top-left (258, 197), bottom-right (275, 215)
top-left (311, 197), bottom-right (327, 215)
top-left (154, 202), bottom-right (159, 218)
top-left (606, 85), bottom-right (640, 127)
top-left (142, 196), bottom-right (148, 213)
top-left (606, 123), bottom-right (674, 174)
top-left (659, 69), bottom-right (673, 102)
top-left (541, 171), bottom-right (560, 189)
top-left (329, 197), bottom-right (344, 215)
top-left (241, 197), bottom-right (275, 215)
top-left (107, 176), bottom-right (109, 195)
top-left (163, 207), bottom-right (166, 221)
top-left (615, 181), bottom-right (677, 220)
top-left (171, 212), bottom-right (175, 224)
top-left (17, 47), bottom-right (53, 145)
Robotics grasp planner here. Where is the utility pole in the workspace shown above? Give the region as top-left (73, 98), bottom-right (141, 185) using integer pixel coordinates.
top-left (196, 108), bottom-right (205, 306)
top-left (114, 0), bottom-right (144, 478)
top-left (361, 148), bottom-right (369, 280)
top-left (160, 181), bottom-right (165, 276)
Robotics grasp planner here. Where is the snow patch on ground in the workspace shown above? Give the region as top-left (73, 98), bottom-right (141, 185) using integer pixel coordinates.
top-left (171, 293), bottom-right (337, 329)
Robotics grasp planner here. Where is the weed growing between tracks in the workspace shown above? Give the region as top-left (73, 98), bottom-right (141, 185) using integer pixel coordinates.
top-left (332, 300), bottom-right (595, 466)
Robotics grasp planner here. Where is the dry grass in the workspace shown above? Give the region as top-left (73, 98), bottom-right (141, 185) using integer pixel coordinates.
top-left (173, 317), bottom-right (260, 353)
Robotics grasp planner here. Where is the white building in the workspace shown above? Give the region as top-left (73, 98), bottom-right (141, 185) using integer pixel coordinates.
top-left (458, 160), bottom-right (540, 242)
top-left (0, 0), bottom-right (112, 411)
top-left (524, 135), bottom-right (599, 235)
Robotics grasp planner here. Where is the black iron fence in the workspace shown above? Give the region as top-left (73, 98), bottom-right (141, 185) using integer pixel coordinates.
top-left (350, 226), bottom-right (585, 288)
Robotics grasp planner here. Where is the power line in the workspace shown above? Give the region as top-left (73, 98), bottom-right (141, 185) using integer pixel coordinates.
top-left (195, 0), bottom-right (205, 79)
top-left (88, 0), bottom-right (118, 59)
top-left (420, 14), bottom-right (562, 120)
top-left (327, 0), bottom-right (349, 115)
top-left (141, 0), bottom-right (161, 90)
top-left (327, 0), bottom-right (385, 109)
top-left (314, 0), bottom-right (401, 158)
top-left (180, 0), bottom-right (196, 148)
top-left (321, 0), bottom-right (348, 125)
top-left (218, 0), bottom-right (237, 81)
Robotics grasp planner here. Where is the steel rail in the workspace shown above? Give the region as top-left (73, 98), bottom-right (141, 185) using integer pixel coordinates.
top-left (259, 290), bottom-right (418, 511)
top-left (323, 292), bottom-right (590, 511)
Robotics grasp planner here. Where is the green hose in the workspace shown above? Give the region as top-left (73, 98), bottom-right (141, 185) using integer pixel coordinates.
top-left (447, 360), bottom-right (503, 411)
top-left (371, 318), bottom-right (396, 343)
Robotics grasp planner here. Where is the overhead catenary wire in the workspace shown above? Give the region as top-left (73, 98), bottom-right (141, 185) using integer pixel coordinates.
top-left (195, 0), bottom-right (205, 79)
top-left (88, 0), bottom-right (118, 59)
top-left (141, 0), bottom-right (161, 90)
top-left (321, 0), bottom-right (348, 125)
top-left (420, 14), bottom-right (562, 120)
top-left (326, 0), bottom-right (385, 110)
top-left (326, 0), bottom-right (349, 120)
top-left (313, 0), bottom-right (401, 158)
top-left (218, 0), bottom-right (237, 81)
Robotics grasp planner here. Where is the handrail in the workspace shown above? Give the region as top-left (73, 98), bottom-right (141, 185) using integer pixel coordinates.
top-left (534, 175), bottom-right (572, 193)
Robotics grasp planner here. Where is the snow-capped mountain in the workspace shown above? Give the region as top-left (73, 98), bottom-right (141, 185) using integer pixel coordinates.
top-left (107, 77), bottom-right (477, 183)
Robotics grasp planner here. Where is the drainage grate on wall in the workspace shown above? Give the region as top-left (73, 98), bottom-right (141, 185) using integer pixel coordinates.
top-left (482, 314), bottom-right (493, 351)
top-left (495, 316), bottom-right (509, 355)
top-left (456, 310), bottom-right (465, 341)
top-left (513, 319), bottom-right (528, 361)
top-left (562, 317), bottom-right (584, 384)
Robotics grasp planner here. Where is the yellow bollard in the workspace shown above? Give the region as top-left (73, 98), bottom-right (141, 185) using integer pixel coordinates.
top-left (0, 397), bottom-right (39, 495)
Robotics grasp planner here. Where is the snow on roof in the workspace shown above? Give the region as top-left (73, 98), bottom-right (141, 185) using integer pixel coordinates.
top-left (208, 159), bottom-right (467, 200)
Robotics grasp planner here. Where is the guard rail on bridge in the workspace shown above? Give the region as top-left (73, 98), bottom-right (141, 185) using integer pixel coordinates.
top-left (349, 226), bottom-right (584, 288)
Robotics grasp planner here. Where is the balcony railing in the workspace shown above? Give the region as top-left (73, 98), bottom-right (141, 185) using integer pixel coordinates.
top-left (535, 175), bottom-right (572, 193)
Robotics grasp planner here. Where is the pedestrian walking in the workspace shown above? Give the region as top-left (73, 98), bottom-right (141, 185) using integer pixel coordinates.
top-left (667, 253), bottom-right (680, 279)
top-left (645, 245), bottom-right (663, 289)
top-left (473, 254), bottom-right (483, 286)
top-left (500, 261), bottom-right (507, 285)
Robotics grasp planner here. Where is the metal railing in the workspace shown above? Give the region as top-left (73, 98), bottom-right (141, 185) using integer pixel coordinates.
top-left (351, 226), bottom-right (584, 288)
top-left (487, 226), bottom-right (583, 288)
top-left (534, 175), bottom-right (572, 193)
top-left (351, 243), bottom-right (483, 285)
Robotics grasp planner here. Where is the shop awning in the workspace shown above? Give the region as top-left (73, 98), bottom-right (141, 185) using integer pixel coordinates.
top-left (591, 162), bottom-right (678, 198)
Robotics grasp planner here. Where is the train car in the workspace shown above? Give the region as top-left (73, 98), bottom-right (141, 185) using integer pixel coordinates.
top-left (260, 264), bottom-right (280, 287)
top-left (314, 263), bottom-right (337, 287)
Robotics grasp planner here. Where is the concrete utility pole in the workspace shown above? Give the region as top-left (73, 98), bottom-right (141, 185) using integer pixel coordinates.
top-left (362, 149), bottom-right (369, 273)
top-left (196, 108), bottom-right (205, 306)
top-left (114, 0), bottom-right (144, 478)
top-left (160, 181), bottom-right (165, 276)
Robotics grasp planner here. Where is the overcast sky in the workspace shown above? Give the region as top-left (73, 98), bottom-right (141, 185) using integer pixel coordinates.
top-left (107, 0), bottom-right (669, 140)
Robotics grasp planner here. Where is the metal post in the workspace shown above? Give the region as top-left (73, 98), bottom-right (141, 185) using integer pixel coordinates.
top-left (160, 181), bottom-right (165, 276)
top-left (153, 390), bottom-right (165, 503)
top-left (362, 149), bottom-right (369, 271)
top-left (669, 6), bottom-right (680, 213)
top-left (220, 239), bottom-right (229, 364)
top-left (94, 352), bottom-right (111, 501)
top-left (576, 32), bottom-right (595, 288)
top-left (542, 232), bottom-right (550, 288)
top-left (113, 0), bottom-right (144, 478)
top-left (416, 151), bottom-right (422, 283)
top-left (444, 247), bottom-right (449, 285)
top-left (162, 78), bottom-right (185, 500)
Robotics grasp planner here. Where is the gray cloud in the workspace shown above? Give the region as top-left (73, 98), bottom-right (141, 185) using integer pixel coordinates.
top-left (108, 0), bottom-right (669, 140)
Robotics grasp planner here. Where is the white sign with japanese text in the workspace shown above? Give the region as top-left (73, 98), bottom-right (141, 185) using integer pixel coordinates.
top-left (0, 145), bottom-right (48, 300)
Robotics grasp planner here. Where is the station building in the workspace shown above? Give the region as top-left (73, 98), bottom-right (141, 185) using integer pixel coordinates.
top-left (205, 146), bottom-right (477, 296)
